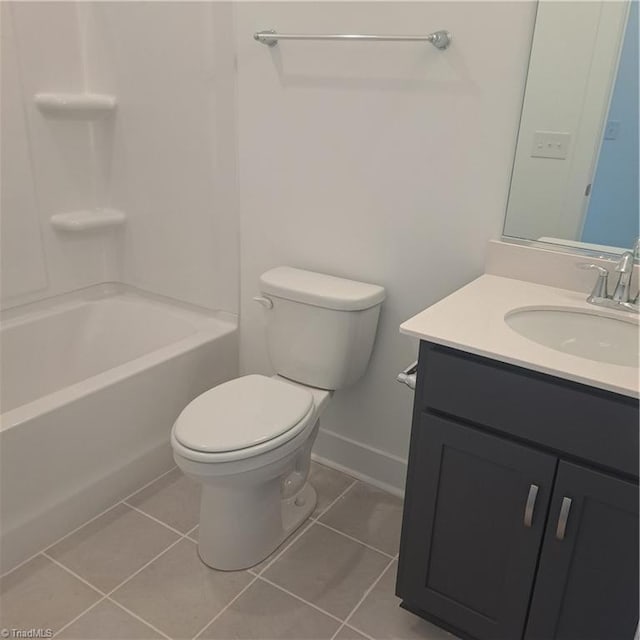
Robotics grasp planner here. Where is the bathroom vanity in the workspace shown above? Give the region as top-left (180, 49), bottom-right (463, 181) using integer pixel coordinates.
top-left (396, 274), bottom-right (639, 640)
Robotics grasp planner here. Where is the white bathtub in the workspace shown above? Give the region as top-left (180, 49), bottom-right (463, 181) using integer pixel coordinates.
top-left (0, 284), bottom-right (237, 573)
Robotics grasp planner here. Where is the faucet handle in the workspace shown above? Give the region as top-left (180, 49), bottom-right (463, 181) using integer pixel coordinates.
top-left (577, 263), bottom-right (609, 300)
top-left (577, 262), bottom-right (608, 274)
top-left (634, 243), bottom-right (640, 304)
top-left (615, 251), bottom-right (634, 273)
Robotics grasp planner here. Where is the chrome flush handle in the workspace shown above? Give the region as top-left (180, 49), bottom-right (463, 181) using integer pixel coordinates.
top-left (253, 296), bottom-right (273, 309)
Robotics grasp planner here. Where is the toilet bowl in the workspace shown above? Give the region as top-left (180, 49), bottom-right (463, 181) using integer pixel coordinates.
top-left (171, 374), bottom-right (331, 570)
top-left (171, 266), bottom-right (385, 570)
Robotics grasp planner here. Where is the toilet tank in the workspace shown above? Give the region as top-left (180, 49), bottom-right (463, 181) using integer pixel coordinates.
top-left (258, 267), bottom-right (385, 390)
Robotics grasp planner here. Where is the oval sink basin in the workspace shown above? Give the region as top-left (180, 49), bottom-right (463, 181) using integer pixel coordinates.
top-left (505, 307), bottom-right (639, 367)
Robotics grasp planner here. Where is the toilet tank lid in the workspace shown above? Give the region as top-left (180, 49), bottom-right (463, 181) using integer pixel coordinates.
top-left (260, 267), bottom-right (385, 311)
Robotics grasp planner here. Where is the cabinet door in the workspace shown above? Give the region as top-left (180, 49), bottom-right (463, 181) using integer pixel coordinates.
top-left (397, 414), bottom-right (556, 640)
top-left (525, 461), bottom-right (639, 640)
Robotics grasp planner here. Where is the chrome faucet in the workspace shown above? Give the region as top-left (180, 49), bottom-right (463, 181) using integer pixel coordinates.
top-left (578, 240), bottom-right (639, 313)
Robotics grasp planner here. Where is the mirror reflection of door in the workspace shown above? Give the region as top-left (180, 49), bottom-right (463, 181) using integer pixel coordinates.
top-left (582, 1), bottom-right (638, 248)
top-left (503, 0), bottom-right (639, 254)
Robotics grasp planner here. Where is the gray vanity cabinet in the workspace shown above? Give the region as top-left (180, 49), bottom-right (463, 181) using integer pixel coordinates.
top-left (398, 413), bottom-right (556, 640)
top-left (396, 342), bottom-right (639, 640)
top-left (525, 461), bottom-right (639, 640)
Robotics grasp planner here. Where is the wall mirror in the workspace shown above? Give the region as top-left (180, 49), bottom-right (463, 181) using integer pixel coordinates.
top-left (503, 0), bottom-right (638, 255)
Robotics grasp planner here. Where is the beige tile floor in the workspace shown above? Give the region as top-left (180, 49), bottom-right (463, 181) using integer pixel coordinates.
top-left (1, 462), bottom-right (456, 640)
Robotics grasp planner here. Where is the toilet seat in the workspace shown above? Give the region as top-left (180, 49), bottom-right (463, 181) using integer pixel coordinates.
top-left (172, 374), bottom-right (316, 462)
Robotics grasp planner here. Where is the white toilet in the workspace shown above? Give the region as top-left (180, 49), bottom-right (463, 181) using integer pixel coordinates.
top-left (170, 266), bottom-right (385, 570)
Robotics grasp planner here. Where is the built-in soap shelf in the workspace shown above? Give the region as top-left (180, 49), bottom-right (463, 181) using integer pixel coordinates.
top-left (35, 92), bottom-right (117, 119)
top-left (50, 209), bottom-right (126, 232)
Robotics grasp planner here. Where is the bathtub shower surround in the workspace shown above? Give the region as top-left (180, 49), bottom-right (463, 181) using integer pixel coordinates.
top-left (1, 1), bottom-right (239, 313)
top-left (0, 2), bottom-right (121, 308)
top-left (0, 1), bottom-right (240, 573)
top-left (0, 285), bottom-right (237, 573)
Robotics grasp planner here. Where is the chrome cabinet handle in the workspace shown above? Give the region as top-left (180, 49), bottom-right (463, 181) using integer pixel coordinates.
top-left (556, 497), bottom-right (572, 540)
top-left (523, 484), bottom-right (539, 528)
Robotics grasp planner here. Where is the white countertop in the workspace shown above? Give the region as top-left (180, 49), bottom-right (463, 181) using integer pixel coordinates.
top-left (400, 274), bottom-right (639, 398)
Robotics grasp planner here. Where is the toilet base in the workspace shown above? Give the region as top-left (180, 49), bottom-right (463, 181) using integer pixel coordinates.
top-left (197, 480), bottom-right (317, 571)
top-left (282, 482), bottom-right (316, 536)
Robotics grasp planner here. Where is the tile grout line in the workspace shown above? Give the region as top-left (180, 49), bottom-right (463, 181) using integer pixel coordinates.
top-left (312, 479), bottom-right (358, 521)
top-left (333, 555), bottom-right (397, 640)
top-left (253, 519), bottom-right (315, 576)
top-left (122, 465), bottom-right (179, 501)
top-left (314, 520), bottom-right (396, 559)
top-left (104, 536), bottom-right (186, 598)
top-left (46, 533), bottom-right (186, 617)
top-left (42, 552), bottom-right (109, 597)
top-left (52, 597), bottom-right (106, 638)
top-left (191, 574), bottom-right (260, 640)
top-left (42, 533), bottom-right (185, 639)
top-left (40, 508), bottom-right (190, 634)
top-left (124, 502), bottom-right (190, 537)
top-left (330, 621), bottom-right (376, 640)
top-left (0, 464), bottom-right (178, 579)
top-left (51, 590), bottom-right (173, 640)
top-left (46, 522), bottom-right (208, 640)
top-left (257, 574), bottom-right (346, 625)
top-left (43, 553), bottom-right (171, 640)
top-left (342, 622), bottom-right (377, 640)
top-left (4, 464), bottom-right (187, 640)
top-left (106, 597), bottom-right (173, 640)
top-left (185, 523), bottom-right (199, 539)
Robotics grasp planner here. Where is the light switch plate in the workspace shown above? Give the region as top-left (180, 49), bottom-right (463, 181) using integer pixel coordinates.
top-left (531, 131), bottom-right (571, 159)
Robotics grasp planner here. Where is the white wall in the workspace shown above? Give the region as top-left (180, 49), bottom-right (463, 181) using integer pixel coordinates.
top-left (236, 1), bottom-right (537, 491)
top-left (1, 2), bottom-right (121, 309)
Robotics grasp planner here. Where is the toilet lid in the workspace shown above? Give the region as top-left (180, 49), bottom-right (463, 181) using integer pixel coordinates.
top-left (173, 374), bottom-right (314, 453)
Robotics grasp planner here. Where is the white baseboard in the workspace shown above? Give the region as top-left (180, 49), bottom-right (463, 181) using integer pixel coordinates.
top-left (312, 427), bottom-right (407, 498)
